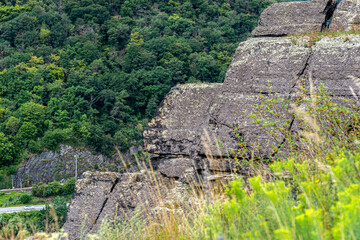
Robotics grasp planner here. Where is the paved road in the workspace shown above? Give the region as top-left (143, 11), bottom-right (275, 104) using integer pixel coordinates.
top-left (0, 204), bottom-right (69, 214)
top-left (0, 205), bottom-right (46, 214)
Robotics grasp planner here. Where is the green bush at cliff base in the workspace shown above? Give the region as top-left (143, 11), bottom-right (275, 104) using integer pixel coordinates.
top-left (31, 178), bottom-right (75, 197)
top-left (202, 150), bottom-right (360, 239)
top-left (18, 193), bottom-right (32, 204)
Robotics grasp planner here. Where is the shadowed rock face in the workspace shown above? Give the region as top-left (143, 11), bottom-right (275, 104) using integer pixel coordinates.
top-left (329, 0), bottom-right (360, 32)
top-left (252, 0), bottom-right (337, 36)
top-left (63, 171), bottom-right (190, 240)
top-left (14, 145), bottom-right (118, 187)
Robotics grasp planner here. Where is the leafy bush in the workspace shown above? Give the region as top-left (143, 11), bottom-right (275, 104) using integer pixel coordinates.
top-left (62, 178), bottom-right (76, 195)
top-left (32, 179), bottom-right (75, 197)
top-left (203, 150), bottom-right (360, 239)
top-left (31, 182), bottom-right (47, 197)
top-left (53, 196), bottom-right (68, 226)
top-left (47, 181), bottom-right (63, 196)
top-left (18, 193), bottom-right (32, 204)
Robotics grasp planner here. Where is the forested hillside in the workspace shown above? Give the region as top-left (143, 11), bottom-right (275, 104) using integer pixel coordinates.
top-left (0, 0), bottom-right (274, 168)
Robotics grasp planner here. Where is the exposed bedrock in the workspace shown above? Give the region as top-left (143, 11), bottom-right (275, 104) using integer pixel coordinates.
top-left (14, 145), bottom-right (119, 187)
top-left (63, 170), bottom-right (235, 240)
top-left (144, 35), bottom-right (360, 163)
top-left (251, 0), bottom-right (337, 36)
top-left (63, 171), bottom-right (177, 239)
top-left (329, 0), bottom-right (360, 32)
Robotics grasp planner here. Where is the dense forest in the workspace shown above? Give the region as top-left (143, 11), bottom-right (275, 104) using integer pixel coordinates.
top-left (0, 0), bottom-right (276, 168)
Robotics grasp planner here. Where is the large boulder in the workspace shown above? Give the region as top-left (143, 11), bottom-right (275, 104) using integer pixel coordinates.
top-left (143, 83), bottom-right (223, 157)
top-left (63, 171), bottom-right (184, 239)
top-left (252, 0), bottom-right (337, 36)
top-left (329, 0), bottom-right (360, 32)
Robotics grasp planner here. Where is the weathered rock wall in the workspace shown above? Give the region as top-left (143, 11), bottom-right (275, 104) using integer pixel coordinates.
top-left (144, 0), bottom-right (360, 167)
top-left (14, 145), bottom-right (119, 187)
top-left (252, 0), bottom-right (337, 36)
top-left (329, 0), bottom-right (360, 32)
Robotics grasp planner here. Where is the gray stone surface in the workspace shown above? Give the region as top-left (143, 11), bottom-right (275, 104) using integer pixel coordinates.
top-left (307, 35), bottom-right (360, 94)
top-left (157, 157), bottom-right (194, 178)
top-left (14, 145), bottom-right (118, 187)
top-left (63, 169), bottom-right (237, 239)
top-left (63, 171), bottom-right (180, 240)
top-left (329, 0), bottom-right (360, 32)
top-left (143, 83), bottom-right (223, 157)
top-left (252, 0), bottom-right (337, 36)
top-left (144, 35), bottom-right (360, 160)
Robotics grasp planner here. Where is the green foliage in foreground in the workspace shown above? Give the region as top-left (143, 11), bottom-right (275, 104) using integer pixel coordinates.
top-left (0, 196), bottom-right (68, 238)
top-left (204, 150), bottom-right (360, 240)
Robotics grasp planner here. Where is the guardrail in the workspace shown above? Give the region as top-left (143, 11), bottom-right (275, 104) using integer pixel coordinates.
top-left (0, 187), bottom-right (32, 193)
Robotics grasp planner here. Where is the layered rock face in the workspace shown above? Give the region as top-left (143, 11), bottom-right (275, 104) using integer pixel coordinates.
top-left (144, 0), bottom-right (360, 166)
top-left (64, 0), bottom-right (360, 238)
top-left (329, 0), bottom-right (360, 32)
top-left (252, 0), bottom-right (337, 36)
top-left (63, 171), bottom-right (194, 239)
top-left (14, 145), bottom-right (118, 187)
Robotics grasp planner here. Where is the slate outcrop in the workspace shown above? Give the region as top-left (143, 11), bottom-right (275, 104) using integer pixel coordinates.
top-left (251, 0), bottom-right (337, 36)
top-left (329, 0), bottom-right (360, 32)
top-left (144, 0), bottom-right (360, 171)
top-left (14, 145), bottom-right (118, 187)
top-left (63, 171), bottom-right (196, 239)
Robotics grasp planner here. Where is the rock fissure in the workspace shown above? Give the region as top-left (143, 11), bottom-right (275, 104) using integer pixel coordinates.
top-left (271, 116), bottom-right (296, 158)
top-left (322, 0), bottom-right (338, 29)
top-left (208, 116), bottom-right (233, 130)
top-left (91, 177), bottom-right (120, 229)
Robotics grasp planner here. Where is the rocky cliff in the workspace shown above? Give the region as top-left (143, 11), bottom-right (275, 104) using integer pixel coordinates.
top-left (64, 0), bottom-right (360, 238)
top-left (144, 0), bottom-right (360, 164)
top-left (14, 145), bottom-right (119, 187)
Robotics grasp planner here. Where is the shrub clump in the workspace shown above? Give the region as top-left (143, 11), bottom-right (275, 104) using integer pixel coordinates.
top-left (18, 193), bottom-right (32, 204)
top-left (31, 178), bottom-right (75, 197)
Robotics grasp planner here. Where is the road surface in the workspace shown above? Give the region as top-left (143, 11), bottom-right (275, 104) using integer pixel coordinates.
top-left (0, 203), bottom-right (70, 214)
top-left (0, 205), bottom-right (47, 214)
